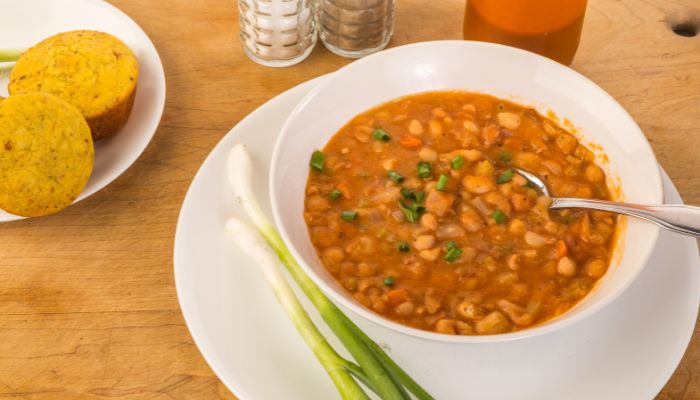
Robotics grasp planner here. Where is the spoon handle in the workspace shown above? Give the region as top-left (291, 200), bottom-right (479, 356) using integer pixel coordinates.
top-left (550, 198), bottom-right (700, 238)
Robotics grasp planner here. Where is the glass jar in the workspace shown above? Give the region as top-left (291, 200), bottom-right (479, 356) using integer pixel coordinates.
top-left (319, 0), bottom-right (395, 58)
top-left (463, 0), bottom-right (588, 65)
top-left (239, 0), bottom-right (317, 67)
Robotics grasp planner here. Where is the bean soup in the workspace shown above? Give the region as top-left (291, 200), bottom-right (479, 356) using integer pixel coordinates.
top-left (304, 91), bottom-right (617, 335)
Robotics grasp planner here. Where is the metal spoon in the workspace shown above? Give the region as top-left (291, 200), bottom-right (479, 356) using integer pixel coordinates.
top-left (513, 168), bottom-right (700, 238)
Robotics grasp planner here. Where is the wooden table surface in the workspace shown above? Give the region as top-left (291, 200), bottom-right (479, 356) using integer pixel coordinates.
top-left (1, 0), bottom-right (699, 398)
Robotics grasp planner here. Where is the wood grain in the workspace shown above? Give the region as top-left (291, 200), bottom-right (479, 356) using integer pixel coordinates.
top-left (0, 0), bottom-right (698, 398)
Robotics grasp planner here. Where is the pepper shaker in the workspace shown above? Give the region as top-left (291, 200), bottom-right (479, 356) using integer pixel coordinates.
top-left (319, 0), bottom-right (395, 58)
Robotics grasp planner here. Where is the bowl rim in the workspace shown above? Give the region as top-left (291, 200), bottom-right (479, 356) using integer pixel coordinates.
top-left (270, 40), bottom-right (662, 343)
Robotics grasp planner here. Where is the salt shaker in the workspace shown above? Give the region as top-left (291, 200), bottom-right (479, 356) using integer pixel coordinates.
top-left (239, 0), bottom-right (317, 67)
top-left (319, 0), bottom-right (395, 58)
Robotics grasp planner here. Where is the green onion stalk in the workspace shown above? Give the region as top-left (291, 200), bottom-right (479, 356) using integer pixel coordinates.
top-left (226, 144), bottom-right (434, 400)
top-left (0, 49), bottom-right (23, 63)
top-left (0, 49), bottom-right (22, 76)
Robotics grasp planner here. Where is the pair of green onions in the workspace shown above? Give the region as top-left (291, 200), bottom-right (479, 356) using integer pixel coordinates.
top-left (227, 144), bottom-right (433, 400)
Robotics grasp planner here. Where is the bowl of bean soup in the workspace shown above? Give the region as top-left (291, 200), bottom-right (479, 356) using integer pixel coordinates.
top-left (270, 41), bottom-right (662, 342)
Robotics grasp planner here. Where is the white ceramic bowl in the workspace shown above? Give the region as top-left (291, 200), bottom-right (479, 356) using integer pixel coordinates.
top-left (270, 40), bottom-right (662, 343)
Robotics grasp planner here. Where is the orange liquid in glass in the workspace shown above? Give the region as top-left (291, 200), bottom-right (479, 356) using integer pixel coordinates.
top-left (463, 0), bottom-right (588, 64)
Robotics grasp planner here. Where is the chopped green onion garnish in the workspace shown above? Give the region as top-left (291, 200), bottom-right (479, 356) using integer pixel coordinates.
top-left (497, 169), bottom-right (514, 184)
top-left (436, 174), bottom-right (449, 191)
top-left (492, 209), bottom-right (507, 224)
top-left (398, 200), bottom-right (425, 222)
top-left (398, 202), bottom-right (418, 222)
top-left (451, 155), bottom-right (464, 170)
top-left (341, 211), bottom-right (358, 221)
top-left (413, 191), bottom-right (425, 204)
top-left (388, 170), bottom-right (405, 183)
top-left (310, 150), bottom-right (325, 172)
top-left (417, 161), bottom-right (432, 179)
top-left (330, 189), bottom-right (342, 201)
top-left (443, 241), bottom-right (463, 263)
top-left (498, 151), bottom-right (513, 163)
top-left (372, 128), bottom-right (391, 142)
top-left (397, 241), bottom-right (410, 252)
top-left (383, 276), bottom-right (396, 286)
top-left (400, 188), bottom-right (425, 204)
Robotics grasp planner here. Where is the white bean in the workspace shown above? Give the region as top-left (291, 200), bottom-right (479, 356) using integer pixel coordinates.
top-left (419, 248), bottom-right (441, 261)
top-left (497, 112), bottom-right (521, 130)
top-left (420, 213), bottom-right (438, 231)
top-left (558, 256), bottom-right (577, 277)
top-left (408, 119), bottom-right (423, 134)
top-left (414, 235), bottom-right (436, 251)
top-left (524, 231), bottom-right (547, 247)
top-left (419, 147), bottom-right (438, 162)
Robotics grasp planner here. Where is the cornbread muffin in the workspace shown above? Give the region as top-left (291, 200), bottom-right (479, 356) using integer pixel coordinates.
top-left (0, 93), bottom-right (94, 217)
top-left (9, 30), bottom-right (138, 140)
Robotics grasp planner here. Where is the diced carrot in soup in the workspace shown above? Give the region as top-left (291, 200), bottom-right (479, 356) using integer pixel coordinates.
top-left (399, 134), bottom-right (423, 150)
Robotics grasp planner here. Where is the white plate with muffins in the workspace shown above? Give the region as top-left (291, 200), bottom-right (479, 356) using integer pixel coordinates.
top-left (0, 0), bottom-right (165, 221)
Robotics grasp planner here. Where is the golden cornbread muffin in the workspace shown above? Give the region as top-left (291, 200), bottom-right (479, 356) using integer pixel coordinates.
top-left (8, 30), bottom-right (138, 140)
top-left (0, 93), bottom-right (94, 217)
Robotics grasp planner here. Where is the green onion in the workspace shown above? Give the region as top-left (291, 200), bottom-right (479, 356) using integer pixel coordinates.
top-left (372, 128), bottom-right (391, 142)
top-left (227, 145), bottom-right (434, 400)
top-left (499, 151), bottom-right (513, 163)
top-left (397, 241), bottom-right (411, 252)
top-left (330, 190), bottom-right (342, 201)
top-left (310, 150), bottom-right (325, 172)
top-left (388, 170), bottom-right (405, 183)
top-left (492, 209), bottom-right (507, 224)
top-left (341, 211), bottom-right (358, 221)
top-left (0, 48), bottom-right (23, 63)
top-left (417, 161), bottom-right (432, 179)
top-left (413, 191), bottom-right (426, 204)
top-left (443, 241), bottom-right (463, 263)
top-left (383, 276), bottom-right (396, 287)
top-left (227, 218), bottom-right (368, 399)
top-left (398, 202), bottom-right (419, 222)
top-left (400, 188), bottom-right (425, 204)
top-left (436, 174), bottom-right (449, 191)
top-left (451, 155), bottom-right (464, 170)
top-left (398, 200), bottom-right (425, 222)
top-left (497, 169), bottom-right (514, 184)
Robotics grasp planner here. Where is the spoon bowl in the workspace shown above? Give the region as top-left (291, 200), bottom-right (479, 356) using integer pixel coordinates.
top-left (513, 167), bottom-right (700, 238)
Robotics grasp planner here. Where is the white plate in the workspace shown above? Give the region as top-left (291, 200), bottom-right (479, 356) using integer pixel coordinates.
top-left (0, 0), bottom-right (166, 221)
top-left (174, 78), bottom-right (700, 400)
